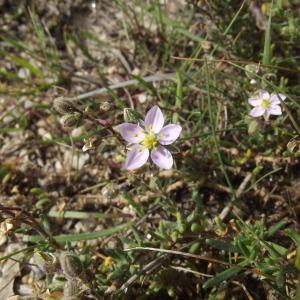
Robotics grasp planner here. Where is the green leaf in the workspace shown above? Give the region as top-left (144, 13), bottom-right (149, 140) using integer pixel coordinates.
top-left (263, 1), bottom-right (273, 65)
top-left (285, 229), bottom-right (300, 245)
top-left (206, 239), bottom-right (239, 253)
top-left (203, 267), bottom-right (242, 289)
top-left (25, 221), bottom-right (132, 243)
top-left (29, 8), bottom-right (47, 57)
top-left (267, 242), bottom-right (288, 257)
top-left (5, 52), bottom-right (44, 79)
top-left (175, 71), bottom-right (183, 108)
top-left (172, 72), bottom-right (183, 123)
top-left (266, 219), bottom-right (288, 238)
top-left (0, 246), bottom-right (36, 262)
top-left (236, 239), bottom-right (250, 257)
top-left (0, 164), bottom-right (12, 180)
top-left (30, 187), bottom-right (48, 196)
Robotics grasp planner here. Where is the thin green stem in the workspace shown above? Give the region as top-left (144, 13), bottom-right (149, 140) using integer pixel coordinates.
top-left (204, 60), bottom-right (236, 201)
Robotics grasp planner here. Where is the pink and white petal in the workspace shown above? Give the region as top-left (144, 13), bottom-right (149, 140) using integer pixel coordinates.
top-left (270, 94), bottom-right (280, 104)
top-left (151, 146), bottom-right (173, 169)
top-left (271, 93), bottom-right (286, 104)
top-left (144, 106), bottom-right (164, 133)
top-left (259, 90), bottom-right (270, 100)
top-left (248, 97), bottom-right (262, 107)
top-left (268, 105), bottom-right (282, 116)
top-left (118, 123), bottom-right (145, 143)
top-left (250, 106), bottom-right (265, 117)
top-left (158, 124), bottom-right (182, 145)
top-left (124, 145), bottom-right (149, 170)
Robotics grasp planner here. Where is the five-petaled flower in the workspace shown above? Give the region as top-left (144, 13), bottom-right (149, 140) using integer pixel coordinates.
top-left (249, 90), bottom-right (286, 119)
top-left (118, 106), bottom-right (182, 170)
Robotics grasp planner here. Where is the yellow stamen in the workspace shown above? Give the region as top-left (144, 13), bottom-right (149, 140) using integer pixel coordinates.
top-left (261, 99), bottom-right (270, 108)
top-left (142, 131), bottom-right (158, 150)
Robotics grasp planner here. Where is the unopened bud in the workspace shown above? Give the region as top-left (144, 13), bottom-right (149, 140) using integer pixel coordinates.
top-left (261, 3), bottom-right (271, 16)
top-left (191, 223), bottom-right (201, 233)
top-left (60, 252), bottom-right (83, 278)
top-left (245, 64), bottom-right (259, 80)
top-left (61, 113), bottom-right (82, 128)
top-left (53, 98), bottom-right (76, 114)
top-left (123, 108), bottom-right (143, 123)
top-left (103, 256), bottom-right (113, 270)
top-left (99, 101), bottom-right (111, 112)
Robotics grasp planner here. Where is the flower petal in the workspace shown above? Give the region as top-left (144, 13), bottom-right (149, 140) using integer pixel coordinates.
top-left (124, 145), bottom-right (149, 170)
top-left (144, 106), bottom-right (164, 133)
top-left (158, 124), bottom-right (182, 145)
top-left (278, 93), bottom-right (286, 101)
top-left (248, 97), bottom-right (262, 107)
top-left (268, 104), bottom-right (282, 115)
top-left (259, 90), bottom-right (270, 100)
top-left (118, 123), bottom-right (145, 143)
top-left (250, 107), bottom-right (265, 117)
top-left (270, 93), bottom-right (286, 104)
top-left (151, 146), bottom-right (173, 169)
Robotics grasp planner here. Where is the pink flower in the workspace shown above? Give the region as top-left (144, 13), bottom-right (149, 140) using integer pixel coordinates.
top-left (249, 90), bottom-right (286, 119)
top-left (118, 106), bottom-right (182, 170)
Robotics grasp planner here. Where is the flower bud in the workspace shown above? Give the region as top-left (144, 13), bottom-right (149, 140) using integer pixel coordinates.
top-left (61, 113), bottom-right (82, 128)
top-left (53, 98), bottom-right (76, 115)
top-left (60, 252), bottom-right (83, 278)
top-left (261, 3), bottom-right (271, 16)
top-left (189, 241), bottom-right (201, 254)
top-left (123, 108), bottom-right (143, 123)
top-left (245, 64), bottom-right (259, 80)
top-left (99, 101), bottom-right (111, 112)
top-left (190, 223), bottom-right (201, 233)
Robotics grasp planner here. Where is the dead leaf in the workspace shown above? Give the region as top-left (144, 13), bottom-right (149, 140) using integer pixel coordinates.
top-left (0, 245), bottom-right (21, 299)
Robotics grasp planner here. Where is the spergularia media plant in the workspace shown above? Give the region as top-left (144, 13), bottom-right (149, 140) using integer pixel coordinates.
top-left (249, 90), bottom-right (286, 120)
top-left (119, 106), bottom-right (182, 170)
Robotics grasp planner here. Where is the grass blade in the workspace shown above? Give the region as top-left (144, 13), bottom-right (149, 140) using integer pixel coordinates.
top-left (263, 1), bottom-right (273, 65)
top-left (202, 267), bottom-right (242, 289)
top-left (25, 221), bottom-right (132, 243)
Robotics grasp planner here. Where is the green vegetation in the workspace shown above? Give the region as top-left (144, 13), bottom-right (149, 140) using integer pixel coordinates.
top-left (1, 1), bottom-right (300, 299)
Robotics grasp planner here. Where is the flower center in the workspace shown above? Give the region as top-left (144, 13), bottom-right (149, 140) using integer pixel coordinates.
top-left (142, 132), bottom-right (158, 150)
top-left (261, 99), bottom-right (271, 108)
